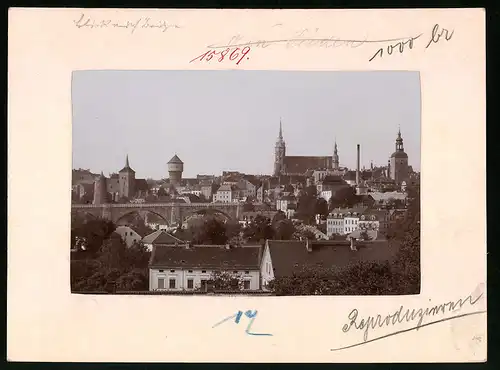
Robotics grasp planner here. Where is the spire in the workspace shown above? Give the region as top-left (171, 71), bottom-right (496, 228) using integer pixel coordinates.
top-left (334, 138), bottom-right (338, 154)
top-left (125, 154), bottom-right (130, 168)
top-left (279, 118), bottom-right (283, 140)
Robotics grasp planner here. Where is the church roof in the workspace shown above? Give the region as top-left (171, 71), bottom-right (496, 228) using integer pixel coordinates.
top-left (391, 151), bottom-right (408, 158)
top-left (119, 155), bottom-right (135, 173)
top-left (283, 156), bottom-right (333, 175)
top-left (168, 155), bottom-right (184, 164)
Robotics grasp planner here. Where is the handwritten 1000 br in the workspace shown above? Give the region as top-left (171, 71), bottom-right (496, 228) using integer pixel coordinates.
top-left (190, 47), bottom-right (251, 66)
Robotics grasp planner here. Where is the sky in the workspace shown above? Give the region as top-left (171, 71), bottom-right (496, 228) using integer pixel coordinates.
top-left (72, 70), bottom-right (421, 179)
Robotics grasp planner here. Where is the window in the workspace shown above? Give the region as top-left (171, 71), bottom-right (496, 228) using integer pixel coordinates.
top-left (169, 279), bottom-right (176, 289)
top-left (202, 270), bottom-right (207, 273)
top-left (187, 279), bottom-right (194, 289)
top-left (233, 270), bottom-right (238, 274)
top-left (245, 271), bottom-right (250, 274)
top-left (170, 270), bottom-right (175, 273)
top-left (200, 280), bottom-right (207, 290)
top-left (159, 269), bottom-right (164, 272)
top-left (243, 280), bottom-right (250, 290)
top-left (158, 278), bottom-right (165, 289)
top-left (188, 270), bottom-right (193, 273)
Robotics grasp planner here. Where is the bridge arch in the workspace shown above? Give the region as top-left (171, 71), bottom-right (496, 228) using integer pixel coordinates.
top-left (115, 210), bottom-right (170, 226)
top-left (186, 208), bottom-right (232, 221)
top-left (72, 210), bottom-right (98, 223)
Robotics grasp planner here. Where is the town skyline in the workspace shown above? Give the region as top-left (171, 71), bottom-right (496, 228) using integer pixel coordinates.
top-left (72, 70), bottom-right (421, 178)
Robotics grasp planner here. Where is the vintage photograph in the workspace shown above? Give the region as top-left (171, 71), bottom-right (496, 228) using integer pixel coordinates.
top-left (71, 70), bottom-right (421, 296)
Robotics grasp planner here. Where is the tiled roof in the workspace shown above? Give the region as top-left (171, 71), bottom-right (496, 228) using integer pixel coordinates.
top-left (284, 156), bottom-right (332, 174)
top-left (142, 230), bottom-right (183, 244)
top-left (319, 175), bottom-right (346, 184)
top-left (267, 240), bottom-right (397, 278)
top-left (149, 245), bottom-right (262, 269)
top-left (217, 184), bottom-right (238, 192)
top-left (370, 192), bottom-right (407, 202)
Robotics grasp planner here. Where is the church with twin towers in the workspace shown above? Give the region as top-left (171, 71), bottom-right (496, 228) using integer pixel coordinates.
top-left (273, 119), bottom-right (410, 185)
top-left (273, 120), bottom-right (340, 177)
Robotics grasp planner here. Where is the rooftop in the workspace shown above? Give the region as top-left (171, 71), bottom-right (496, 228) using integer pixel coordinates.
top-left (149, 245), bottom-right (262, 269)
top-left (266, 240), bottom-right (397, 278)
top-left (168, 155), bottom-right (184, 164)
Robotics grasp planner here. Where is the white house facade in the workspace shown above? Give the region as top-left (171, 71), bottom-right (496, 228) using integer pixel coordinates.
top-left (149, 245), bottom-right (262, 292)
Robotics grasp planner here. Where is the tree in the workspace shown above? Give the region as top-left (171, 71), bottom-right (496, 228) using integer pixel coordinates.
top-left (116, 269), bottom-right (149, 291)
top-left (243, 214), bottom-right (274, 242)
top-left (206, 271), bottom-right (245, 291)
top-left (192, 216), bottom-right (228, 245)
top-left (242, 198), bottom-right (255, 212)
top-left (157, 187), bottom-right (168, 197)
top-left (98, 234), bottom-right (128, 271)
top-left (269, 261), bottom-right (395, 296)
top-left (71, 218), bottom-right (117, 255)
top-left (315, 198), bottom-right (329, 219)
top-left (296, 186), bottom-right (318, 224)
top-left (274, 219), bottom-right (296, 240)
top-left (329, 186), bottom-right (358, 210)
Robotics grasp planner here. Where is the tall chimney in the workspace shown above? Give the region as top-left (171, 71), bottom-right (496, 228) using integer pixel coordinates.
top-left (356, 144), bottom-right (360, 185)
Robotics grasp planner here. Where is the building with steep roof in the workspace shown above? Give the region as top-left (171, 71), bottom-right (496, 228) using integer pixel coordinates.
top-left (149, 245), bottom-right (262, 291)
top-left (260, 239), bottom-right (397, 290)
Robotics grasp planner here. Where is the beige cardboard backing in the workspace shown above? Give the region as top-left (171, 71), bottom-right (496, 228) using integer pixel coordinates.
top-left (8, 8), bottom-right (486, 362)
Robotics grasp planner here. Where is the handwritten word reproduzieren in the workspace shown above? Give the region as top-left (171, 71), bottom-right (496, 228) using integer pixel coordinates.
top-left (212, 310), bottom-right (272, 336)
top-left (189, 47), bottom-right (251, 66)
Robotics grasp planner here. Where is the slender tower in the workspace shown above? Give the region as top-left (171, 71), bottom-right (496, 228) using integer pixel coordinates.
top-left (119, 154), bottom-right (136, 199)
top-left (356, 144), bottom-right (361, 185)
top-left (274, 119), bottom-right (286, 176)
top-left (390, 127), bottom-right (409, 184)
top-left (93, 172), bottom-right (107, 205)
top-left (332, 139), bottom-right (340, 170)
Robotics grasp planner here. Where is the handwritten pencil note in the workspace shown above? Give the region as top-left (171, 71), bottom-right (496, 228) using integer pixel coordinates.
top-left (213, 310), bottom-right (273, 336)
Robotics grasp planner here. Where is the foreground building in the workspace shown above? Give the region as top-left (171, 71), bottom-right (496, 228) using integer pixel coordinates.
top-left (149, 245), bottom-right (262, 291)
top-left (260, 239), bottom-right (398, 290)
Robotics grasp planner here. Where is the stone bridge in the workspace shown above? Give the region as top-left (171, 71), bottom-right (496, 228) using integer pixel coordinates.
top-left (71, 202), bottom-right (252, 226)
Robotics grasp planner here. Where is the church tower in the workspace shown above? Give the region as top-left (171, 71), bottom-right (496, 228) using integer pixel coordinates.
top-left (389, 128), bottom-right (409, 185)
top-left (274, 119), bottom-right (286, 176)
top-left (119, 154), bottom-right (136, 199)
top-left (93, 172), bottom-right (107, 205)
top-left (332, 139), bottom-right (340, 170)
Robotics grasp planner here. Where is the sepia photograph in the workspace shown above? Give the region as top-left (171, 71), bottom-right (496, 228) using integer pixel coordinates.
top-left (71, 70), bottom-right (421, 296)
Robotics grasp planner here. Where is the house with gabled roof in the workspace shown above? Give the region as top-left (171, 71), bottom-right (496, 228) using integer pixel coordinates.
top-left (149, 245), bottom-right (262, 291)
top-left (142, 230), bottom-right (186, 252)
top-left (260, 239), bottom-right (397, 291)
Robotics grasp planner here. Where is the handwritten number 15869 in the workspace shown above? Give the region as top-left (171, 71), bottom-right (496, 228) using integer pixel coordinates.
top-left (190, 47), bottom-right (251, 65)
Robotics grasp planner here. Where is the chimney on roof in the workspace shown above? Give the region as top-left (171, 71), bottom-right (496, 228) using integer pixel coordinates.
top-left (350, 237), bottom-right (357, 251)
top-left (306, 239), bottom-right (312, 252)
top-left (356, 144), bottom-right (360, 186)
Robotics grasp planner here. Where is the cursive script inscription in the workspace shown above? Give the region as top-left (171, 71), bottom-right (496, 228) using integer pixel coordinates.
top-left (332, 289), bottom-right (485, 351)
top-left (73, 13), bottom-right (181, 34)
top-left (425, 23), bottom-right (454, 49)
top-left (212, 310), bottom-right (272, 336)
top-left (190, 47), bottom-right (251, 66)
top-left (368, 34), bottom-right (422, 62)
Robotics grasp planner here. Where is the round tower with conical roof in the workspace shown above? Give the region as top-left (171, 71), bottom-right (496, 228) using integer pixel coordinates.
top-left (168, 154), bottom-right (184, 186)
top-left (93, 172), bottom-right (108, 205)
